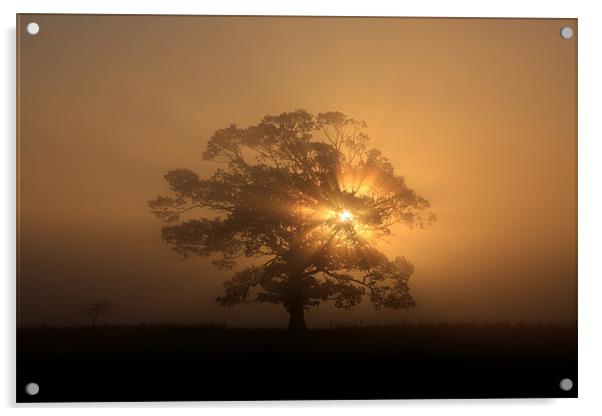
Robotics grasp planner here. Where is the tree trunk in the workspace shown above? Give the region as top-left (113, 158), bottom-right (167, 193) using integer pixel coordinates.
top-left (287, 302), bottom-right (307, 332)
top-left (287, 273), bottom-right (307, 333)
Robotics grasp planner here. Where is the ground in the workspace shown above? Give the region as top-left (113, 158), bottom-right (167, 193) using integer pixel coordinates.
top-left (17, 322), bottom-right (577, 402)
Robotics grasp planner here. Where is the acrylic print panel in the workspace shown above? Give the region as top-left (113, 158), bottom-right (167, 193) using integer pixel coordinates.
top-left (16, 15), bottom-right (577, 402)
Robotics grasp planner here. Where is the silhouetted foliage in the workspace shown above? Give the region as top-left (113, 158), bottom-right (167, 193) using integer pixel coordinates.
top-left (80, 301), bottom-right (111, 327)
top-left (150, 110), bottom-right (435, 331)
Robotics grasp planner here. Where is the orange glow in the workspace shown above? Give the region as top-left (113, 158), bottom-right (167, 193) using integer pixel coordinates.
top-left (338, 209), bottom-right (354, 223)
top-left (17, 16), bottom-right (577, 326)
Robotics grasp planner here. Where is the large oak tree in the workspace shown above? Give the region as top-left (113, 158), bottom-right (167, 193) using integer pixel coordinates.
top-left (150, 110), bottom-right (434, 331)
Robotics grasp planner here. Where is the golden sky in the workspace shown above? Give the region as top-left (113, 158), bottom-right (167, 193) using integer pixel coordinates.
top-left (18, 15), bottom-right (577, 326)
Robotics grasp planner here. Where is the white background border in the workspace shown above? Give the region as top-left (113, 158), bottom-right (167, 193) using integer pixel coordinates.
top-left (2, 0), bottom-right (601, 414)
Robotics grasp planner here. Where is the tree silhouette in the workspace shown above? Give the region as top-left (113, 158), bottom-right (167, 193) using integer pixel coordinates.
top-left (80, 301), bottom-right (112, 327)
top-left (150, 110), bottom-right (434, 331)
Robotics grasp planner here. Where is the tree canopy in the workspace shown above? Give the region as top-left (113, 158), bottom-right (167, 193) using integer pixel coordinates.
top-left (150, 110), bottom-right (434, 330)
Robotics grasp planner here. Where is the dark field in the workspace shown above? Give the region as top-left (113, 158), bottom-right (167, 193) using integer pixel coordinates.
top-left (17, 323), bottom-right (577, 402)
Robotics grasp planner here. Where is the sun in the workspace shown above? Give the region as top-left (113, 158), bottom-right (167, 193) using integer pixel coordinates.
top-left (338, 209), bottom-right (354, 223)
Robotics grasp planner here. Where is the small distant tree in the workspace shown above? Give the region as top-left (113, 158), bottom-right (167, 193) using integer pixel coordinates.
top-left (150, 110), bottom-right (435, 331)
top-left (80, 301), bottom-right (111, 327)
